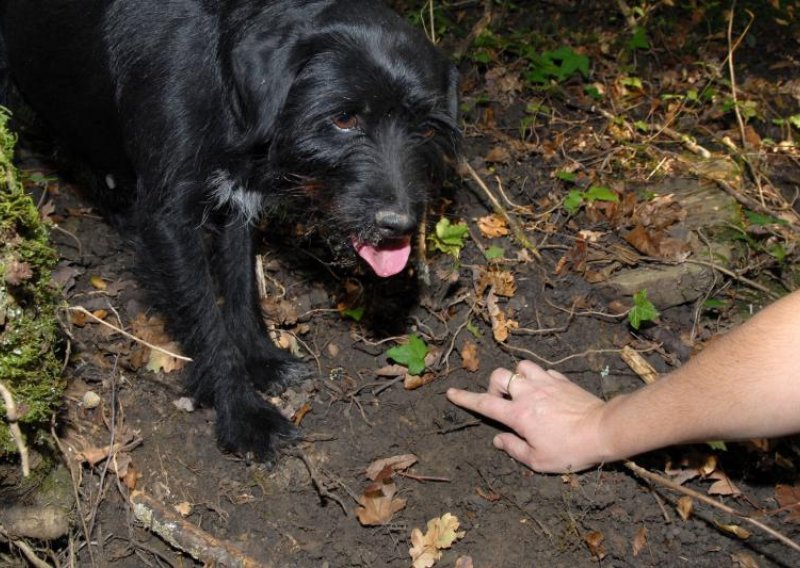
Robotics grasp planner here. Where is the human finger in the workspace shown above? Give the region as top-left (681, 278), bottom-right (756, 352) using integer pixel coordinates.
top-left (446, 388), bottom-right (512, 424)
top-left (493, 433), bottom-right (535, 468)
top-left (487, 367), bottom-right (515, 396)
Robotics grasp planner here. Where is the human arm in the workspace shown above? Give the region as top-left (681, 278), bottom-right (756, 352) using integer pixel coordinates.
top-left (446, 289), bottom-right (800, 473)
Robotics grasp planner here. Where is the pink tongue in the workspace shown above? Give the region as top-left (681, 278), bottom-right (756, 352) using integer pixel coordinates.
top-left (352, 236), bottom-right (412, 277)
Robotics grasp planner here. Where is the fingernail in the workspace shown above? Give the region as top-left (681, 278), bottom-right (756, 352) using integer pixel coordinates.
top-left (493, 436), bottom-right (503, 449)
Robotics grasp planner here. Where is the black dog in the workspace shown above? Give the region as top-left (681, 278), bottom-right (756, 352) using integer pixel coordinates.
top-left (2, 0), bottom-right (459, 459)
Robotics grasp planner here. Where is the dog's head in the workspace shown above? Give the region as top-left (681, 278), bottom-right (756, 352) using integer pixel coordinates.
top-left (227, 0), bottom-right (461, 277)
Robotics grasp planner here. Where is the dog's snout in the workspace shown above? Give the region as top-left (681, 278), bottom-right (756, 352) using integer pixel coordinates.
top-left (375, 210), bottom-right (414, 235)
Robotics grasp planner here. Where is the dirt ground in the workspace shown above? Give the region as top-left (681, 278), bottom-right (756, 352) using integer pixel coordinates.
top-left (3, 1), bottom-right (800, 567)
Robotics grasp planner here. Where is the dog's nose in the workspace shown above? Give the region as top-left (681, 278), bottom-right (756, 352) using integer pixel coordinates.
top-left (375, 210), bottom-right (414, 235)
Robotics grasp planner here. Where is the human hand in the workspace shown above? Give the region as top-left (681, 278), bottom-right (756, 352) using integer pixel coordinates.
top-left (446, 360), bottom-right (612, 473)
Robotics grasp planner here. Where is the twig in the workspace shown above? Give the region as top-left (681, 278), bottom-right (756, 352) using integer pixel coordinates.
top-left (623, 460), bottom-right (800, 554)
top-left (0, 380), bottom-right (30, 477)
top-left (435, 419), bottom-right (482, 435)
top-left (682, 257), bottom-right (781, 299)
top-left (67, 306), bottom-right (192, 361)
top-left (461, 161), bottom-right (542, 259)
top-left (500, 344), bottom-right (654, 367)
top-left (0, 529), bottom-right (52, 568)
top-left (620, 346), bottom-right (659, 385)
top-left (130, 490), bottom-right (268, 567)
top-left (397, 471), bottom-right (451, 483)
top-left (289, 448), bottom-right (350, 516)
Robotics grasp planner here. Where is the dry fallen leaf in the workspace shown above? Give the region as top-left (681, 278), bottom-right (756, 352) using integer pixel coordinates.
top-left (484, 146), bottom-right (511, 164)
top-left (366, 454), bottom-right (418, 480)
top-left (775, 483), bottom-right (800, 524)
top-left (486, 289), bottom-right (518, 343)
top-left (676, 495), bottom-right (694, 521)
top-left (89, 275), bottom-right (107, 290)
top-left (409, 513), bottom-right (465, 568)
top-left (714, 521), bottom-right (751, 540)
top-left (460, 341), bottom-right (480, 373)
top-left (474, 266), bottom-right (517, 298)
top-left (355, 469), bottom-right (407, 526)
top-left (707, 470), bottom-right (741, 496)
top-left (584, 530), bottom-right (607, 561)
top-left (477, 214), bottom-right (510, 238)
top-left (131, 314), bottom-right (187, 373)
top-left (404, 372), bottom-right (437, 390)
top-left (631, 526), bottom-right (647, 557)
top-left (174, 501), bottom-right (193, 518)
top-left (454, 556), bottom-right (474, 568)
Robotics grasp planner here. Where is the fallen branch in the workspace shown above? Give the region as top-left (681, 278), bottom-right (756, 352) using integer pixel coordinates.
top-left (460, 161), bottom-right (541, 260)
top-left (130, 490), bottom-right (267, 567)
top-left (623, 460), bottom-right (800, 554)
top-left (0, 380), bottom-right (30, 477)
top-left (67, 306), bottom-right (192, 362)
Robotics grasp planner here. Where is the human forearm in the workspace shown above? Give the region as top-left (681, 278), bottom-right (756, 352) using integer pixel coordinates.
top-left (599, 289), bottom-right (800, 462)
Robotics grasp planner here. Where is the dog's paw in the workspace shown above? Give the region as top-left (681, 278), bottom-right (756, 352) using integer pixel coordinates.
top-left (215, 397), bottom-right (299, 462)
top-left (249, 357), bottom-right (314, 395)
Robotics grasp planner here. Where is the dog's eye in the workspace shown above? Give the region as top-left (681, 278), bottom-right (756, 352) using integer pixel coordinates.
top-left (418, 125), bottom-right (437, 139)
top-left (332, 112), bottom-right (359, 131)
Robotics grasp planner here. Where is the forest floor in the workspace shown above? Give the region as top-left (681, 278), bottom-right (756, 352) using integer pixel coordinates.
top-left (3, 1), bottom-right (800, 567)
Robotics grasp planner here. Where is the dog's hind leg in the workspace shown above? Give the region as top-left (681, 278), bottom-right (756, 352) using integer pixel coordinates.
top-left (213, 220), bottom-right (312, 394)
top-left (135, 194), bottom-right (297, 459)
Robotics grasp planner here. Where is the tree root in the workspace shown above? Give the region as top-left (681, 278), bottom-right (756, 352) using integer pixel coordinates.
top-left (130, 490), bottom-right (268, 567)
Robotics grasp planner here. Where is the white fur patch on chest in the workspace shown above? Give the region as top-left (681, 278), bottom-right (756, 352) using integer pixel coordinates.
top-left (208, 170), bottom-right (264, 223)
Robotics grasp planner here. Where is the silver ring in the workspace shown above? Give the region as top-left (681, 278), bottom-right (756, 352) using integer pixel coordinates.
top-left (506, 372), bottom-right (523, 393)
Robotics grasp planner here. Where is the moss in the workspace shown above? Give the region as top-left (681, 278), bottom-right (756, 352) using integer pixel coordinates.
top-left (0, 107), bottom-right (64, 456)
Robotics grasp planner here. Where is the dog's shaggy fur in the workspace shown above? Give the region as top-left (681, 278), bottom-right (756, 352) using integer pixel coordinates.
top-left (2, 0), bottom-right (460, 458)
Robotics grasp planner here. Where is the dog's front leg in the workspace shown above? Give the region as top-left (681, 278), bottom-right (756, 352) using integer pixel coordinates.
top-left (135, 201), bottom-right (297, 459)
top-left (213, 221), bottom-right (311, 394)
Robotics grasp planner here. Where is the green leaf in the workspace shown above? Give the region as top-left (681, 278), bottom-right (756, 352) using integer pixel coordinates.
top-left (556, 170), bottom-right (577, 182)
top-left (703, 298), bottom-right (726, 310)
top-left (435, 217), bottom-right (469, 245)
top-left (628, 289), bottom-right (659, 330)
top-left (584, 185), bottom-right (619, 203)
top-left (429, 217), bottom-right (470, 258)
top-left (744, 209), bottom-right (788, 226)
top-left (633, 120), bottom-right (649, 132)
top-left (620, 76), bottom-right (643, 89)
top-left (584, 85), bottom-right (602, 100)
top-left (466, 320), bottom-right (482, 338)
top-left (706, 440), bottom-right (728, 451)
top-left (342, 305), bottom-right (365, 322)
top-left (386, 335), bottom-right (429, 376)
top-left (563, 189), bottom-right (585, 214)
top-left (628, 27), bottom-right (650, 50)
top-left (768, 243), bottom-right (787, 262)
top-left (484, 245), bottom-right (505, 260)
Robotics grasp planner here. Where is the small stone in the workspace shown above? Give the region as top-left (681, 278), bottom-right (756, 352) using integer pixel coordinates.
top-left (172, 397), bottom-right (195, 412)
top-left (82, 391), bottom-right (101, 409)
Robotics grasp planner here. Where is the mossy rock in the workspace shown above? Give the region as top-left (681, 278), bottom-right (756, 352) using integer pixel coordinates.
top-left (0, 107), bottom-right (64, 456)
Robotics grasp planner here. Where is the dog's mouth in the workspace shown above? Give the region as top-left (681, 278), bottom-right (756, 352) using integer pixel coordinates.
top-left (351, 235), bottom-right (412, 277)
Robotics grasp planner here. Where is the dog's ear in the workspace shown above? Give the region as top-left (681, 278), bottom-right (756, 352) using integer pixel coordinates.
top-left (229, 29), bottom-right (301, 138)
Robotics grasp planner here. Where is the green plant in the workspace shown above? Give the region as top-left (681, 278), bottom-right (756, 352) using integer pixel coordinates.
top-left (628, 289), bottom-right (659, 329)
top-left (428, 217), bottom-right (469, 258)
top-left (525, 46), bottom-right (589, 85)
top-left (386, 335), bottom-right (429, 376)
top-left (562, 185), bottom-right (619, 215)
